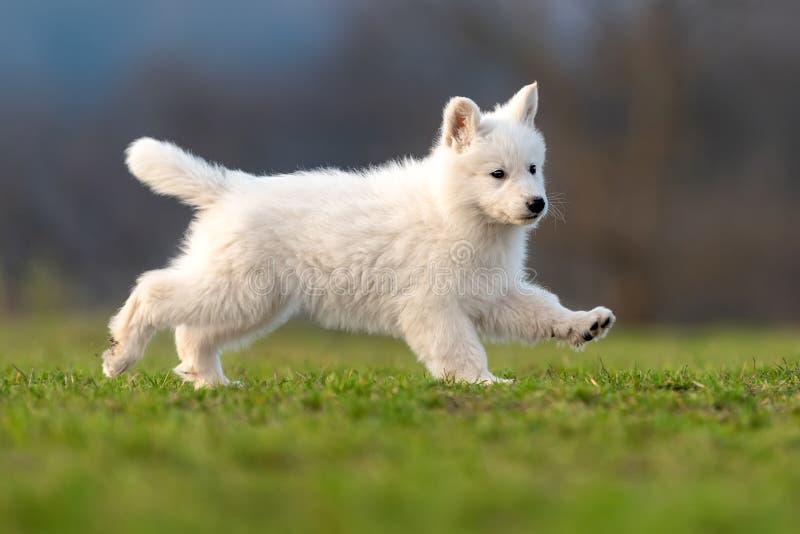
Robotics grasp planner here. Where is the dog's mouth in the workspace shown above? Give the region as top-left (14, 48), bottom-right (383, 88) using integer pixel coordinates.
top-left (518, 208), bottom-right (548, 225)
top-left (493, 211), bottom-right (544, 226)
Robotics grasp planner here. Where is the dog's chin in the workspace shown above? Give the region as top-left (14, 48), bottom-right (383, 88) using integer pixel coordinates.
top-left (511, 214), bottom-right (543, 226)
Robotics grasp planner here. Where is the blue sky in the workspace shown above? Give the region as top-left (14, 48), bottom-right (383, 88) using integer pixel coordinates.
top-left (0, 1), bottom-right (346, 98)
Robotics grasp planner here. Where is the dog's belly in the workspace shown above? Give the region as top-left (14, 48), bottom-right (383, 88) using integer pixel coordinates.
top-left (302, 289), bottom-right (403, 337)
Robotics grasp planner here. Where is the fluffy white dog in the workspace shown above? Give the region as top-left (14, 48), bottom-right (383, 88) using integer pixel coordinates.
top-left (103, 83), bottom-right (615, 387)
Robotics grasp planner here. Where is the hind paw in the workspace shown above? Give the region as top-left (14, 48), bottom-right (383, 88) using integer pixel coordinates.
top-left (102, 347), bottom-right (132, 378)
top-left (101, 336), bottom-right (146, 378)
top-left (172, 363), bottom-right (232, 389)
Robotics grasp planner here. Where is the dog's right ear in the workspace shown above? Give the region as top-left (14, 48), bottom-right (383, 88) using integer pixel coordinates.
top-left (441, 97), bottom-right (480, 152)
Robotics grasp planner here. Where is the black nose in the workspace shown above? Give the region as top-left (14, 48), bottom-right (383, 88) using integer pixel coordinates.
top-left (527, 197), bottom-right (546, 215)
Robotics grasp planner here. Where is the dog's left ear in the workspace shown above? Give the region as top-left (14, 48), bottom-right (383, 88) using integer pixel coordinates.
top-left (506, 82), bottom-right (538, 126)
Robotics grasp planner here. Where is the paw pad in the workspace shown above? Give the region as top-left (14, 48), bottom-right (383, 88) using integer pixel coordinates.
top-left (565, 306), bottom-right (616, 348)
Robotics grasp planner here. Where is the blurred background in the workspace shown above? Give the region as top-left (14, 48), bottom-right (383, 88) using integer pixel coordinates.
top-left (1, 0), bottom-right (798, 324)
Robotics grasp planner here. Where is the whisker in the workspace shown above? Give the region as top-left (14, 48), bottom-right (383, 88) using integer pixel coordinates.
top-left (548, 205), bottom-right (566, 225)
top-left (544, 191), bottom-right (568, 227)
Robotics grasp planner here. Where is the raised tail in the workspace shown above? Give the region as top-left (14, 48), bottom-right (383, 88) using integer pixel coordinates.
top-left (125, 138), bottom-right (231, 209)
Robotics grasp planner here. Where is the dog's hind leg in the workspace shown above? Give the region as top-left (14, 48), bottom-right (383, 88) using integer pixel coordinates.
top-left (173, 325), bottom-right (232, 388)
top-left (173, 302), bottom-right (295, 388)
top-left (103, 261), bottom-right (291, 381)
top-left (102, 267), bottom-right (213, 378)
top-left (102, 269), bottom-right (173, 377)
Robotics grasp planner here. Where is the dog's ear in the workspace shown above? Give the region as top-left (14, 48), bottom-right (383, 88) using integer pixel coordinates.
top-left (442, 97), bottom-right (481, 152)
top-left (506, 82), bottom-right (538, 126)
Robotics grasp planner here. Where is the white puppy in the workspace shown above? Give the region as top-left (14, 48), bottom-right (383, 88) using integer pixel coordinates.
top-left (103, 83), bottom-right (615, 387)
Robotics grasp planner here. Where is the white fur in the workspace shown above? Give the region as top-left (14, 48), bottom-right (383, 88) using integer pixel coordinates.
top-left (102, 83), bottom-right (615, 387)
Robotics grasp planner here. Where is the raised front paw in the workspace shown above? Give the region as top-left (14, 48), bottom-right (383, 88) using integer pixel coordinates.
top-left (557, 306), bottom-right (615, 349)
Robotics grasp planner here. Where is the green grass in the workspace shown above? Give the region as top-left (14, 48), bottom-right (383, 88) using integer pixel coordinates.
top-left (1, 315), bottom-right (799, 534)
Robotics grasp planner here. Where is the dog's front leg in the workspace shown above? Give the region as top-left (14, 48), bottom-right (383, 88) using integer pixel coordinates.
top-left (399, 305), bottom-right (507, 383)
top-left (477, 283), bottom-right (615, 349)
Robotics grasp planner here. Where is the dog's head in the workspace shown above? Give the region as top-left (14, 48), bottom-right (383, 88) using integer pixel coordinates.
top-left (438, 83), bottom-right (548, 227)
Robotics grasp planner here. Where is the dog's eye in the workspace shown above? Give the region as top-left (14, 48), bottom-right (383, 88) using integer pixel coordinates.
top-left (529, 164), bottom-right (537, 175)
top-left (490, 169), bottom-right (505, 179)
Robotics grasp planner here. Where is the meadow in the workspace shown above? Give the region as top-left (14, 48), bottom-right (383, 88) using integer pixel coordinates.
top-left (1, 315), bottom-right (799, 533)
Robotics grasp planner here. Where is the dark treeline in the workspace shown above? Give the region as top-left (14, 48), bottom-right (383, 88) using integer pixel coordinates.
top-left (1, 0), bottom-right (798, 322)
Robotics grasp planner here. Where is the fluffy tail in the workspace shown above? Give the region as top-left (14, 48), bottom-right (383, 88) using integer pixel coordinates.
top-left (125, 138), bottom-right (231, 208)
